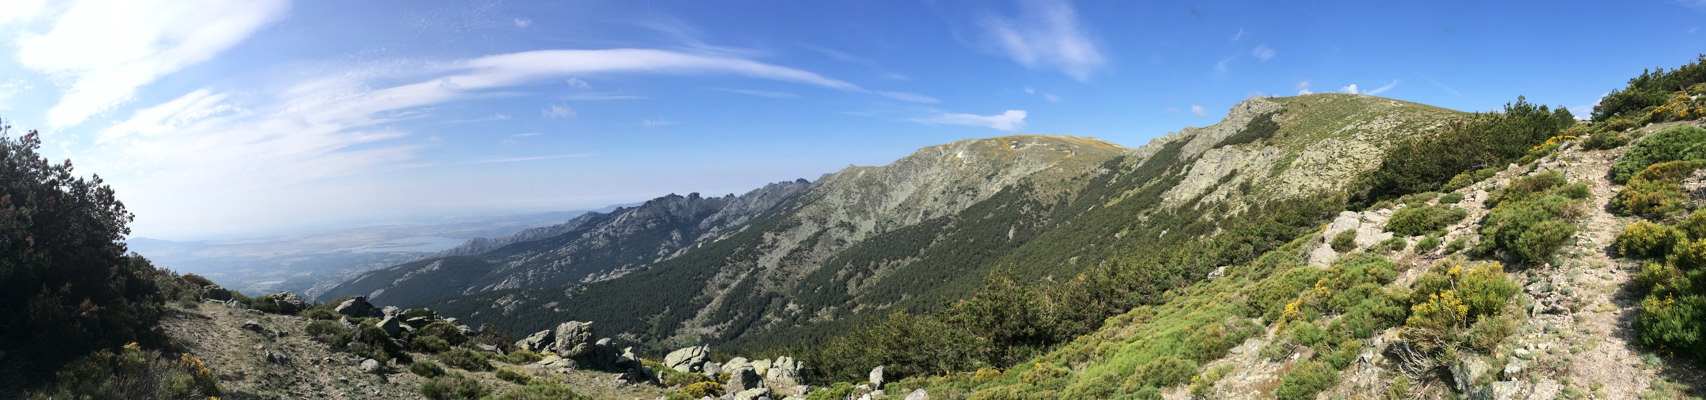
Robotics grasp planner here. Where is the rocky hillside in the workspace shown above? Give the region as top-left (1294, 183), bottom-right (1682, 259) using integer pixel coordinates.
top-left (317, 179), bottom-right (811, 306)
top-left (425, 94), bottom-right (1467, 355)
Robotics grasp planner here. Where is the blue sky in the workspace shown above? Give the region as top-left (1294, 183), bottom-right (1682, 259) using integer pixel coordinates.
top-left (0, 0), bottom-right (1702, 239)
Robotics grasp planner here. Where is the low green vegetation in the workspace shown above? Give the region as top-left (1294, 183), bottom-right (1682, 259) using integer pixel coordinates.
top-left (1358, 96), bottom-right (1575, 203)
top-left (1610, 125), bottom-right (1706, 184)
top-left (420, 373), bottom-right (491, 400)
top-left (1612, 160), bottom-right (1702, 220)
top-left (1385, 204), bottom-right (1468, 236)
top-left (411, 360), bottom-right (447, 378)
top-left (489, 380), bottom-right (592, 400)
top-left (1593, 54), bottom-right (1706, 123)
top-left (1473, 171), bottom-right (1588, 264)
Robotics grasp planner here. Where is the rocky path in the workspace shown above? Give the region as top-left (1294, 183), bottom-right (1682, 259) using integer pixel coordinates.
top-left (161, 301), bottom-right (424, 399)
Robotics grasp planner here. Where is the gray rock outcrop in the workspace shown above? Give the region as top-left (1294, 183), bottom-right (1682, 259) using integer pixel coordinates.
top-left (869, 365), bottom-right (885, 388)
top-left (377, 315), bottom-right (402, 337)
top-left (906, 389), bottom-right (929, 400)
top-left (664, 346), bottom-right (710, 373)
top-left (1452, 357), bottom-right (1490, 394)
top-left (516, 329), bottom-right (554, 353)
top-left (552, 321), bottom-right (595, 357)
top-left (733, 387), bottom-right (771, 400)
top-left (766, 356), bottom-right (803, 388)
top-left (360, 358), bottom-right (382, 374)
top-left (270, 291), bottom-right (306, 314)
top-left (334, 296), bottom-right (381, 318)
top-left (728, 366), bottom-right (762, 392)
top-left (199, 285), bottom-right (232, 301)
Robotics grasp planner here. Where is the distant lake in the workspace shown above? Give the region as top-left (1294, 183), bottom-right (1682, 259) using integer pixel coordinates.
top-left (345, 236), bottom-right (464, 253)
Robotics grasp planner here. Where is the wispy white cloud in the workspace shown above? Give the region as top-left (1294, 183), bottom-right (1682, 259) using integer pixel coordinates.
top-left (977, 0), bottom-right (1105, 81)
top-left (1251, 45), bottom-right (1275, 62)
top-left (468, 153), bottom-right (592, 164)
top-left (641, 117), bottom-right (680, 128)
top-left (912, 109), bottom-right (1028, 131)
top-left (0, 79), bottom-right (34, 110)
top-left (1339, 84), bottom-right (1360, 94)
top-left (14, 0), bottom-right (290, 128)
top-left (1024, 86), bottom-right (1063, 102)
top-left (716, 88), bottom-right (800, 98)
top-left (1215, 54), bottom-right (1238, 72)
top-left (1295, 80), bottom-right (1313, 95)
top-left (877, 91), bottom-right (940, 103)
top-left (1190, 105), bottom-right (1207, 116)
top-left (89, 48), bottom-right (884, 236)
top-left (510, 132), bottom-right (542, 137)
top-left (1230, 28), bottom-right (1246, 42)
top-left (1163, 106), bottom-right (1181, 113)
top-left (565, 77), bottom-right (589, 89)
top-left (513, 18), bottom-right (532, 28)
top-left (1364, 80), bottom-right (1399, 95)
top-left (542, 103), bottom-right (576, 118)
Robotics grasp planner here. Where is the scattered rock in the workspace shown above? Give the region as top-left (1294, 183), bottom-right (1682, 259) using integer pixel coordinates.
top-left (906, 388), bottom-right (929, 400)
top-left (665, 346), bottom-right (711, 373)
top-left (869, 365), bottom-right (885, 389)
top-left (262, 348), bottom-right (290, 365)
top-left (753, 359), bottom-right (773, 377)
top-left (334, 296), bottom-right (381, 318)
top-left (478, 344), bottom-right (501, 354)
top-left (270, 291), bottom-right (306, 314)
top-left (241, 319), bottom-right (265, 333)
top-left (1452, 357), bottom-right (1490, 394)
top-left (766, 356), bottom-right (803, 388)
top-left (703, 362), bottom-right (723, 377)
top-left (728, 366), bottom-right (762, 392)
top-left (382, 306), bottom-right (401, 318)
top-left (1502, 358), bottom-right (1527, 379)
top-left (553, 321), bottom-right (595, 357)
top-left (733, 387), bottom-right (771, 400)
top-left (359, 358), bottom-right (382, 374)
top-left (405, 316), bottom-right (431, 327)
top-left (377, 315), bottom-right (402, 337)
top-left (516, 329), bottom-right (555, 353)
top-left (199, 285), bottom-right (232, 301)
top-left (1469, 381), bottom-right (1522, 400)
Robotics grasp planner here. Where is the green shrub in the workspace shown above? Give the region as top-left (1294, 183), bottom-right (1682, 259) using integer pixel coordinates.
top-left (1477, 174), bottom-right (1585, 264)
top-left (1361, 97), bottom-right (1571, 202)
top-left (1290, 321), bottom-right (1328, 347)
top-left (1128, 356), bottom-right (1197, 388)
top-left (502, 349), bottom-right (544, 364)
top-left (31, 344), bottom-right (222, 399)
top-left (1617, 221), bottom-right (1680, 258)
top-left (1444, 167), bottom-right (1502, 192)
top-left (1378, 237), bottom-right (1407, 252)
top-left (1275, 360), bottom-right (1339, 400)
top-left (411, 361), bottom-right (447, 378)
top-left (412, 335), bottom-right (451, 354)
top-left (1439, 192), bottom-right (1465, 204)
top-left (1416, 235), bottom-right (1442, 252)
top-left (347, 321), bottom-right (408, 363)
top-left (1385, 205), bottom-right (1467, 236)
top-left (1594, 55), bottom-right (1706, 121)
top-left (420, 373), bottom-right (491, 400)
top-left (439, 348), bottom-right (492, 372)
top-left (1611, 125), bottom-right (1706, 183)
top-left (495, 368), bottom-right (530, 384)
top-left (420, 322), bottom-right (468, 346)
top-left (1331, 229), bottom-right (1357, 252)
top-left (1635, 294), bottom-right (1706, 360)
top-left (1466, 316), bottom-right (1516, 352)
top-left (1583, 131), bottom-right (1631, 150)
top-left (681, 381), bottom-right (724, 398)
top-left (489, 381), bottom-right (592, 400)
top-left (1675, 239), bottom-right (1706, 270)
top-left (305, 320), bottom-right (352, 345)
top-left (1445, 237), bottom-right (1469, 253)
